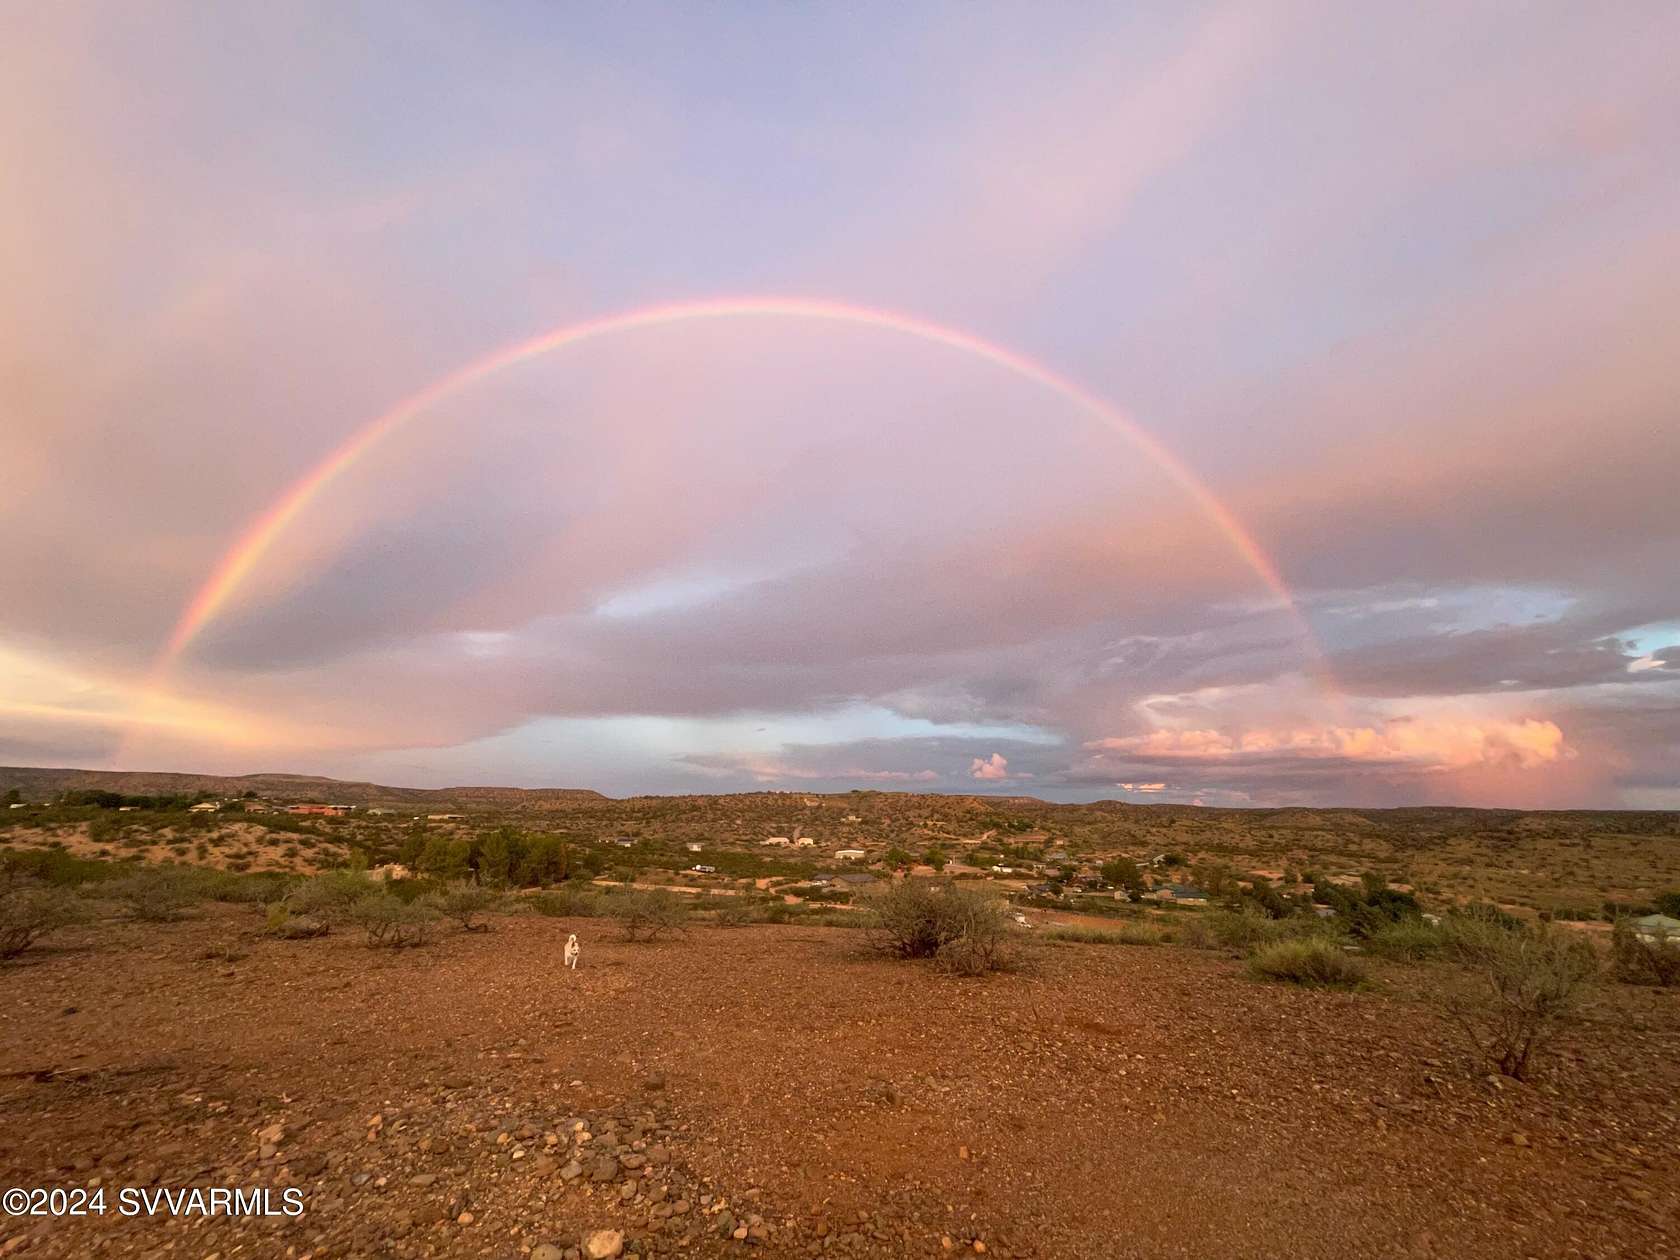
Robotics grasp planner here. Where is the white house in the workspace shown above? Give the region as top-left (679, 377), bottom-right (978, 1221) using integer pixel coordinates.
top-left (685, 842), bottom-right (704, 852)
top-left (835, 849), bottom-right (867, 861)
top-left (189, 801), bottom-right (221, 813)
top-left (794, 837), bottom-right (816, 847)
top-left (763, 836), bottom-right (792, 847)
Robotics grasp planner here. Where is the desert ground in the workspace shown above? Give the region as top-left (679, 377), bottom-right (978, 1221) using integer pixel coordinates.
top-left (1, 905), bottom-right (1676, 1260)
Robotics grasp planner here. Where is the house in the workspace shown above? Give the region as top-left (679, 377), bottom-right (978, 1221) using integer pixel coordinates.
top-left (1025, 882), bottom-right (1062, 898)
top-left (1074, 875), bottom-right (1105, 891)
top-left (843, 814), bottom-right (861, 823)
top-left (366, 808), bottom-right (395, 816)
top-left (835, 872), bottom-right (876, 888)
top-left (690, 864), bottom-right (717, 874)
top-left (835, 849), bottom-right (866, 861)
top-left (1150, 883), bottom-right (1209, 905)
top-left (685, 842), bottom-right (704, 853)
top-left (426, 812), bottom-right (464, 821)
top-left (990, 864), bottom-right (1015, 874)
top-left (612, 836), bottom-right (636, 848)
top-left (188, 801), bottom-right (221, 813)
top-left (763, 836), bottom-right (792, 847)
top-left (290, 804), bottom-right (351, 817)
top-left (1046, 850), bottom-right (1069, 863)
top-left (808, 875), bottom-right (834, 887)
top-left (794, 837), bottom-right (816, 847)
top-left (1631, 914), bottom-right (1680, 944)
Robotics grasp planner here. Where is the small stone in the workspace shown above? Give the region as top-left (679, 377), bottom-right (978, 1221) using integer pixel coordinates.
top-left (583, 1230), bottom-right (624, 1260)
top-left (643, 1073), bottom-right (666, 1091)
top-left (560, 1160), bottom-right (584, 1181)
top-left (410, 1173), bottom-right (438, 1187)
top-left (532, 1246), bottom-right (565, 1260)
top-left (457, 1211), bottom-right (474, 1225)
top-left (589, 1156), bottom-right (619, 1182)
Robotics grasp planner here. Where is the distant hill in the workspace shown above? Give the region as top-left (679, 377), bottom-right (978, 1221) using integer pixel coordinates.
top-left (0, 765), bottom-right (606, 811)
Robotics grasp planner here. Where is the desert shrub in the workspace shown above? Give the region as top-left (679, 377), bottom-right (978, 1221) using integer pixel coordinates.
top-left (1249, 939), bottom-right (1368, 988)
top-left (286, 869), bottom-right (377, 920)
top-left (531, 887), bottom-right (605, 918)
top-left (609, 889), bottom-right (690, 942)
top-left (2, 848), bottom-right (114, 888)
top-left (1364, 919), bottom-right (1447, 962)
top-left (196, 869), bottom-right (291, 904)
top-left (1044, 922), bottom-right (1167, 946)
top-left (106, 866), bottom-right (201, 921)
top-left (348, 893), bottom-right (436, 948)
top-left (712, 899), bottom-right (753, 927)
top-left (0, 884), bottom-right (85, 958)
top-left (424, 882), bottom-right (500, 932)
top-left (1443, 921), bottom-right (1597, 1080)
top-left (867, 880), bottom-right (1012, 973)
top-left (1610, 918), bottom-right (1680, 987)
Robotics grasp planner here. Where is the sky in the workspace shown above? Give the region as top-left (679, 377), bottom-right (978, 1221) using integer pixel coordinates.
top-left (2, 2), bottom-right (1678, 808)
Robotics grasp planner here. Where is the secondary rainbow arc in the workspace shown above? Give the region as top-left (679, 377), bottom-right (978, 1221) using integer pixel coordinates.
top-left (159, 296), bottom-right (1321, 677)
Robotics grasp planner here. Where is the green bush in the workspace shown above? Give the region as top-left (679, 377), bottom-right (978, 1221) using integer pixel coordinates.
top-left (1248, 939), bottom-right (1368, 988)
top-left (712, 899), bottom-right (753, 927)
top-left (424, 882), bottom-right (500, 932)
top-left (1443, 921), bottom-right (1597, 1080)
top-left (867, 879), bottom-right (1013, 974)
top-left (1610, 918), bottom-right (1680, 987)
top-left (608, 889), bottom-right (690, 942)
top-left (531, 887), bottom-right (605, 918)
top-left (0, 884), bottom-right (86, 958)
top-left (1364, 920), bottom-right (1446, 962)
top-left (348, 893), bottom-right (437, 948)
top-left (286, 869), bottom-right (377, 920)
top-left (1043, 923), bottom-right (1169, 946)
top-left (106, 866), bottom-right (201, 921)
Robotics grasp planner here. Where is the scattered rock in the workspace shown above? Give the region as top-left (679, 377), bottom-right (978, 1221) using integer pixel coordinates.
top-left (583, 1229), bottom-right (624, 1259)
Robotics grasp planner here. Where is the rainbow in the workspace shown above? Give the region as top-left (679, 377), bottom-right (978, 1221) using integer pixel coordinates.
top-left (160, 296), bottom-right (1316, 669)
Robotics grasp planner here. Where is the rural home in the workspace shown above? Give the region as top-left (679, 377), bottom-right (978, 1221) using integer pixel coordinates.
top-left (794, 837), bottom-right (816, 847)
top-left (426, 813), bottom-right (465, 821)
top-left (835, 848), bottom-right (866, 861)
top-left (188, 801), bottom-right (221, 813)
top-left (763, 836), bottom-right (792, 847)
top-left (835, 872), bottom-right (876, 889)
top-left (289, 803), bottom-right (351, 816)
top-left (685, 842), bottom-right (704, 852)
top-left (1631, 914), bottom-right (1680, 944)
top-left (1150, 883), bottom-right (1210, 905)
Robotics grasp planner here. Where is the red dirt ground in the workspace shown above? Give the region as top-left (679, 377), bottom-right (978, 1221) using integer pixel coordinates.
top-left (1, 907), bottom-right (1675, 1259)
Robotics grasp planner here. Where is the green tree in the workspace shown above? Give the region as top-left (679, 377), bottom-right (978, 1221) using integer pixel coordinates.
top-left (1100, 858), bottom-right (1146, 901)
top-left (884, 846), bottom-right (915, 871)
top-left (921, 845), bottom-right (948, 872)
top-left (418, 836), bottom-right (469, 881)
top-left (2, 788), bottom-right (21, 806)
top-left (479, 828), bottom-right (515, 887)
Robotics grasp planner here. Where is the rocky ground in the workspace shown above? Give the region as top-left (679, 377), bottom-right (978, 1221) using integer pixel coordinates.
top-left (0, 907), bottom-right (1676, 1259)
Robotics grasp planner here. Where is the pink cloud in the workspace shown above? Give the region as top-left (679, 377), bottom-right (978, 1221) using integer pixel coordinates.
top-left (1088, 717), bottom-right (1570, 772)
top-left (969, 752), bottom-right (1012, 780)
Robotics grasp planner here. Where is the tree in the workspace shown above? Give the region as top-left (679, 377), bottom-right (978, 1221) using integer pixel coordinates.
top-left (2, 788), bottom-right (20, 807)
top-left (1100, 858), bottom-right (1146, 901)
top-left (479, 828), bottom-right (514, 888)
top-left (921, 845), bottom-right (948, 872)
top-left (1657, 891), bottom-right (1680, 918)
top-left (418, 836), bottom-right (469, 882)
top-left (884, 846), bottom-right (915, 872)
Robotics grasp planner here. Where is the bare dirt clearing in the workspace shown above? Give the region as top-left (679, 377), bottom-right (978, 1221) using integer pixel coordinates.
top-left (1, 909), bottom-right (1675, 1259)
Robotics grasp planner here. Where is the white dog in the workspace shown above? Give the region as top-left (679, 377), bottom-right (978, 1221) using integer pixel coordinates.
top-left (564, 933), bottom-right (580, 970)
